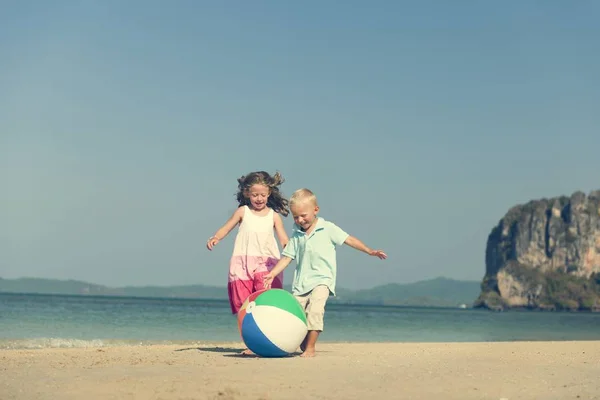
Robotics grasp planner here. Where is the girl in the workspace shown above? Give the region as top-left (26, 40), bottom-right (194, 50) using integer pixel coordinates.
top-left (206, 170), bottom-right (289, 317)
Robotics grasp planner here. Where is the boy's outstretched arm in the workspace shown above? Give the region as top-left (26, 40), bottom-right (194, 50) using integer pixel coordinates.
top-left (344, 236), bottom-right (387, 259)
top-left (263, 256), bottom-right (293, 288)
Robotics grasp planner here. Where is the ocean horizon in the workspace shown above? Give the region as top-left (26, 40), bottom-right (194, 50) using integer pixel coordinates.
top-left (2, 292), bottom-right (600, 350)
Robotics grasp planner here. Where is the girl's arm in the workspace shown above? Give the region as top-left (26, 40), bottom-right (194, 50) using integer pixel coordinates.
top-left (273, 212), bottom-right (289, 248)
top-left (206, 207), bottom-right (244, 250)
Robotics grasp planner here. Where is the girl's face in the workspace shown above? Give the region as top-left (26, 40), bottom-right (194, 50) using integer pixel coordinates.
top-left (246, 184), bottom-right (270, 211)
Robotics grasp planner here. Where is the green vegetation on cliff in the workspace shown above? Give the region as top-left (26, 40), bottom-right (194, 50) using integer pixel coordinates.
top-left (475, 261), bottom-right (600, 311)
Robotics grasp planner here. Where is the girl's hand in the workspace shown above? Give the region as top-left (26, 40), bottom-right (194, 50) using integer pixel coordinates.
top-left (368, 249), bottom-right (387, 259)
top-left (206, 236), bottom-right (220, 250)
top-left (263, 273), bottom-right (274, 289)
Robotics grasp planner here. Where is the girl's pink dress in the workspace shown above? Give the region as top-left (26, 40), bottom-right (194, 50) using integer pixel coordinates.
top-left (227, 205), bottom-right (283, 314)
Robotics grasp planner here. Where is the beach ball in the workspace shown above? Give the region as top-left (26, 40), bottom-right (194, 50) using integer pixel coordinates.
top-left (237, 288), bottom-right (308, 357)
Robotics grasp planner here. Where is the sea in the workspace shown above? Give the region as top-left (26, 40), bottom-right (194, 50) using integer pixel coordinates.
top-left (1, 292), bottom-right (600, 350)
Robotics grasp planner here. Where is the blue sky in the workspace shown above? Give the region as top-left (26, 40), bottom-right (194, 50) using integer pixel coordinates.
top-left (1, 1), bottom-right (599, 289)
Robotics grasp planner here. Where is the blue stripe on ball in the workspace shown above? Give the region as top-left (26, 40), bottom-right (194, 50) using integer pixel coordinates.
top-left (241, 311), bottom-right (288, 357)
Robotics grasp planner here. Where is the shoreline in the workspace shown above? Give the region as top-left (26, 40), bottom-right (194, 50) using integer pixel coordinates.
top-left (2, 341), bottom-right (599, 399)
top-left (4, 336), bottom-right (600, 351)
top-left (4, 336), bottom-right (600, 350)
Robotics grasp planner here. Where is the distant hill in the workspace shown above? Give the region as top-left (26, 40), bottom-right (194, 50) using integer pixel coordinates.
top-left (0, 276), bottom-right (480, 307)
top-left (331, 277), bottom-right (481, 307)
top-left (0, 277), bottom-right (225, 299)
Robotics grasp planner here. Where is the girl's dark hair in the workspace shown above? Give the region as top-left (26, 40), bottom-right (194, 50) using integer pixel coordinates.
top-left (235, 171), bottom-right (289, 216)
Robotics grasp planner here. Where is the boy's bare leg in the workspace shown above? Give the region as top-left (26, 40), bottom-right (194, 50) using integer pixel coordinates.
top-left (300, 330), bottom-right (320, 357)
top-left (299, 286), bottom-right (328, 357)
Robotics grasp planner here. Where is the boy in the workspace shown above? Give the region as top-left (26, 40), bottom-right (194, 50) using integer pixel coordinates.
top-left (263, 188), bottom-right (386, 357)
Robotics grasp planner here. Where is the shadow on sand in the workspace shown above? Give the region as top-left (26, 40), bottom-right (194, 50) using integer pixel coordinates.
top-left (175, 346), bottom-right (243, 353)
top-left (175, 346), bottom-right (302, 358)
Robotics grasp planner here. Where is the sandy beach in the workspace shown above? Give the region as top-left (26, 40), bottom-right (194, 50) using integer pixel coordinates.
top-left (2, 341), bottom-right (599, 400)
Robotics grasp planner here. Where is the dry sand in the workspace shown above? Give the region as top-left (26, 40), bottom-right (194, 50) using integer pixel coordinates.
top-left (2, 341), bottom-right (599, 400)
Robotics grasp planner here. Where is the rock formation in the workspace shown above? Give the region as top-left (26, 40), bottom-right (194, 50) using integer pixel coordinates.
top-left (475, 190), bottom-right (600, 311)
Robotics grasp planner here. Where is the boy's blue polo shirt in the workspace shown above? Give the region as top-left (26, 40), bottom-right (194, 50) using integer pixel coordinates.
top-left (282, 217), bottom-right (349, 296)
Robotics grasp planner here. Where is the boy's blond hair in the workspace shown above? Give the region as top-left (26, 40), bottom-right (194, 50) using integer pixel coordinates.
top-left (289, 188), bottom-right (318, 207)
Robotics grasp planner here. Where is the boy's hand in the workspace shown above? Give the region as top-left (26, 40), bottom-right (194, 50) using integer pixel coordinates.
top-left (368, 249), bottom-right (387, 259)
top-left (263, 273), bottom-right (275, 289)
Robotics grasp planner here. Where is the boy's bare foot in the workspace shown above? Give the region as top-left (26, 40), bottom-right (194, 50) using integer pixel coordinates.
top-left (240, 348), bottom-right (254, 356)
top-left (300, 348), bottom-right (316, 357)
top-left (298, 330), bottom-right (318, 357)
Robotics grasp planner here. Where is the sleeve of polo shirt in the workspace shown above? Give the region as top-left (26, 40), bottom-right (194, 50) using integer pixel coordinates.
top-left (281, 235), bottom-right (298, 260)
top-left (327, 222), bottom-right (350, 246)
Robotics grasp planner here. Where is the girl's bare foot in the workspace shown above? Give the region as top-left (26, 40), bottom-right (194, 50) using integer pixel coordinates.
top-left (240, 348), bottom-right (254, 356)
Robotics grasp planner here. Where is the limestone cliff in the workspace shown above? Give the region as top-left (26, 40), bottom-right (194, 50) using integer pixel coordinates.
top-left (475, 190), bottom-right (600, 311)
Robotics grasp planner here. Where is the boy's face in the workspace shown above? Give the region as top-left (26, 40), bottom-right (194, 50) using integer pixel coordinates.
top-left (291, 201), bottom-right (319, 231)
